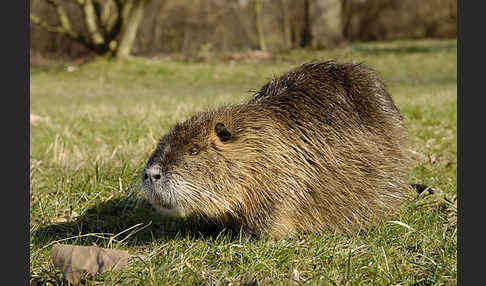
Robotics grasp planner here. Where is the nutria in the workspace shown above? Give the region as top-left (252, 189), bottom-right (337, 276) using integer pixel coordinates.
top-left (141, 60), bottom-right (414, 238)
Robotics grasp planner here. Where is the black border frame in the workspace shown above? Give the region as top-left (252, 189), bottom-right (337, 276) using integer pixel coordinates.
top-left (4, 0), bottom-right (30, 284)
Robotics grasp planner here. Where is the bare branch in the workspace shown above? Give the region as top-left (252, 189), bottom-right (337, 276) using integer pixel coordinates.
top-left (30, 14), bottom-right (65, 34)
top-left (254, 0), bottom-right (267, 52)
top-left (121, 0), bottom-right (135, 27)
top-left (31, 0), bottom-right (148, 56)
top-left (101, 0), bottom-right (116, 29)
top-left (113, 0), bottom-right (125, 11)
top-left (103, 0), bottom-right (125, 45)
top-left (108, 0), bottom-right (134, 50)
top-left (43, 0), bottom-right (78, 38)
top-left (30, 10), bottom-right (92, 50)
top-left (116, 0), bottom-right (149, 58)
top-left (82, 0), bottom-right (106, 44)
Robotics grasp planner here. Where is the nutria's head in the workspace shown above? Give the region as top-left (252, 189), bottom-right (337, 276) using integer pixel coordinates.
top-left (141, 105), bottom-right (269, 222)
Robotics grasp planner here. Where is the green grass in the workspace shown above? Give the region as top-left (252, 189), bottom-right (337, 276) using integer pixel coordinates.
top-left (30, 38), bottom-right (457, 285)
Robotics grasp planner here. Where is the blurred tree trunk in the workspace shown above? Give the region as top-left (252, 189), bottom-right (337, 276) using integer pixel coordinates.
top-left (280, 0), bottom-right (292, 50)
top-left (254, 0), bottom-right (267, 52)
top-left (300, 0), bottom-right (312, 47)
top-left (116, 0), bottom-right (149, 59)
top-left (341, 0), bottom-right (352, 39)
top-left (309, 0), bottom-right (344, 48)
top-left (30, 0), bottom-right (152, 59)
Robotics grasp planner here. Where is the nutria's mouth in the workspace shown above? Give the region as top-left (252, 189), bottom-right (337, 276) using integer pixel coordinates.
top-left (141, 172), bottom-right (187, 217)
top-left (153, 192), bottom-right (174, 209)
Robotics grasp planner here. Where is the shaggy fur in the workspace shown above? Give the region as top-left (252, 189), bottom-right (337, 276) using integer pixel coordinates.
top-left (142, 61), bottom-right (412, 238)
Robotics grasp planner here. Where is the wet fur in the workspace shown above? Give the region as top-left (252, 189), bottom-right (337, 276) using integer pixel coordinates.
top-left (143, 61), bottom-right (412, 238)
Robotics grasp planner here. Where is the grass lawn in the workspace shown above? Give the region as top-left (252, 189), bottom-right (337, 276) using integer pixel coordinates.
top-left (30, 39), bottom-right (457, 285)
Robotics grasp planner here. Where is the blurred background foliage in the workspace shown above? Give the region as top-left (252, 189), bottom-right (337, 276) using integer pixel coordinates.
top-left (30, 0), bottom-right (456, 66)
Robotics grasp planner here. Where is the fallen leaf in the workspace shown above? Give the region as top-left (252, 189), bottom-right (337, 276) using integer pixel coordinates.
top-left (50, 244), bottom-right (131, 285)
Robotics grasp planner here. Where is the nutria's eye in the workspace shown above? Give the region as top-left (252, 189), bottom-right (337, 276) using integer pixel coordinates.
top-left (189, 144), bottom-right (200, 155)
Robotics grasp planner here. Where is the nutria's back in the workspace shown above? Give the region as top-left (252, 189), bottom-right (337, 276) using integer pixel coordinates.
top-left (142, 60), bottom-right (412, 238)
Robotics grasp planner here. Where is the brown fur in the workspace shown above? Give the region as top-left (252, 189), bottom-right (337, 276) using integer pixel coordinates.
top-left (142, 60), bottom-right (412, 238)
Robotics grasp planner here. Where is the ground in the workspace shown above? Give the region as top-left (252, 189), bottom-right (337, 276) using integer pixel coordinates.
top-left (30, 39), bottom-right (457, 285)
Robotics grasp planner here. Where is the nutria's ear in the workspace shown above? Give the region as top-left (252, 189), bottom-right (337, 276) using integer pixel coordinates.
top-left (215, 122), bottom-right (232, 142)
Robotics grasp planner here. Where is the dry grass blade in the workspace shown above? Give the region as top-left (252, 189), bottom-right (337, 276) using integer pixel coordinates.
top-left (34, 233), bottom-right (114, 256)
top-left (386, 220), bottom-right (415, 231)
top-left (108, 221), bottom-right (152, 247)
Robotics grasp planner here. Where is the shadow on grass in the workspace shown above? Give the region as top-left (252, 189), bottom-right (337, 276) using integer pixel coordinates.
top-left (31, 196), bottom-right (237, 249)
top-left (352, 42), bottom-right (456, 55)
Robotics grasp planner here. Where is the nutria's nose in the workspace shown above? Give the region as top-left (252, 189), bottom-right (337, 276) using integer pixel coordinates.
top-left (143, 167), bottom-right (162, 183)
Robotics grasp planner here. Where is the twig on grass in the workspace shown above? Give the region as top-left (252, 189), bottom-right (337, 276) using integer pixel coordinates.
top-left (108, 221), bottom-right (152, 247)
